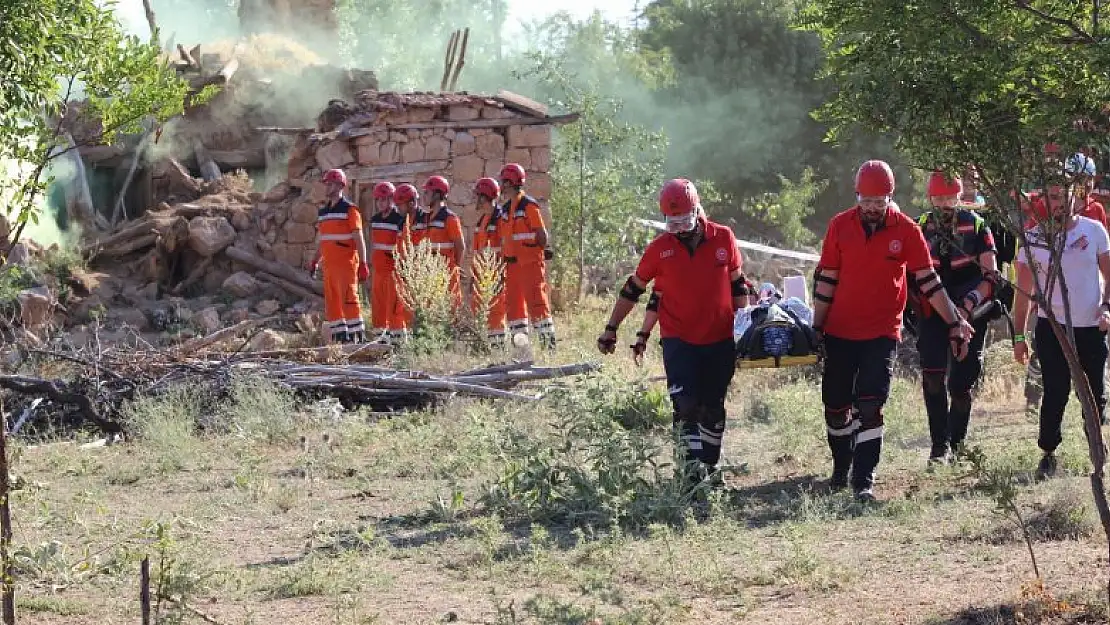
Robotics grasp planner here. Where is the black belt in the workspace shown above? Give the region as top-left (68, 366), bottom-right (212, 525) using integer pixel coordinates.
top-left (503, 256), bottom-right (517, 264)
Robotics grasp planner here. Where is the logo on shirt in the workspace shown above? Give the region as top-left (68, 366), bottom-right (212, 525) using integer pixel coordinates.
top-left (888, 239), bottom-right (902, 254)
top-left (716, 247), bottom-right (727, 262)
top-left (1070, 234), bottom-right (1090, 251)
top-left (660, 249), bottom-right (674, 259)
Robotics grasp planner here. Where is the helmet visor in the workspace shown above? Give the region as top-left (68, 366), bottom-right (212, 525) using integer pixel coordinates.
top-left (665, 212), bottom-right (697, 233)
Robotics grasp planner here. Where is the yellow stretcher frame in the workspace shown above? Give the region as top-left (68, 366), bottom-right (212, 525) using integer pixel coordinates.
top-left (736, 353), bottom-right (820, 370)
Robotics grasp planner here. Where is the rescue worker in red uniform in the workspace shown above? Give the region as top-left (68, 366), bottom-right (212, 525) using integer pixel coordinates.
top-left (812, 160), bottom-right (973, 501)
top-left (413, 176), bottom-right (465, 305)
top-left (307, 168), bottom-right (371, 343)
top-left (472, 177), bottom-right (507, 346)
top-left (499, 163), bottom-right (556, 349)
top-left (368, 181), bottom-right (408, 344)
top-left (911, 171), bottom-right (1000, 466)
top-left (392, 182), bottom-right (421, 330)
top-left (598, 178), bottom-right (750, 487)
top-left (1066, 153), bottom-right (1110, 230)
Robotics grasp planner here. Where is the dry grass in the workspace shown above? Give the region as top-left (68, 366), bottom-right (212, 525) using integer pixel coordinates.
top-left (8, 296), bottom-right (1110, 624)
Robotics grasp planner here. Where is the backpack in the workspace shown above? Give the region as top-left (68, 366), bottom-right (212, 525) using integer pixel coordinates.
top-left (735, 302), bottom-right (819, 362)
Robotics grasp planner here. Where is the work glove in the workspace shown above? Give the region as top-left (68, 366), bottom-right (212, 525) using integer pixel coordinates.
top-left (358, 262), bottom-right (370, 281)
top-left (544, 248), bottom-right (554, 260)
top-left (597, 325), bottom-right (618, 355)
top-left (813, 326), bottom-right (826, 363)
top-left (630, 331), bottom-right (649, 366)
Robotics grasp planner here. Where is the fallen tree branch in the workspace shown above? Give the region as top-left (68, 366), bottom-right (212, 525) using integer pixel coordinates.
top-left (0, 375), bottom-right (121, 434)
top-left (172, 317), bottom-right (274, 356)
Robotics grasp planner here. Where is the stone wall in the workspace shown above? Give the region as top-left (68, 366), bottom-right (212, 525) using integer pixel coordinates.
top-left (253, 95), bottom-right (558, 271)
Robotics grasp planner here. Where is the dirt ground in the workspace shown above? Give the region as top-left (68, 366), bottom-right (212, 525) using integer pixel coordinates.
top-left (8, 298), bottom-right (1110, 625)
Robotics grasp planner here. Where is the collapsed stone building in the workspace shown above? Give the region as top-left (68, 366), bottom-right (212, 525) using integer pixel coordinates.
top-left (24, 30), bottom-right (576, 344)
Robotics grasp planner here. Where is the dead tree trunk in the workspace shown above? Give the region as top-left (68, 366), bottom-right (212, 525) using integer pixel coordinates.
top-left (0, 403), bottom-right (14, 625)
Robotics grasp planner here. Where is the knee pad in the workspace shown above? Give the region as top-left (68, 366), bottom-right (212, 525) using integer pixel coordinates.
top-left (672, 395), bottom-right (699, 424)
top-left (950, 388), bottom-right (973, 407)
top-left (857, 400), bottom-right (884, 429)
top-left (824, 405), bottom-right (853, 429)
top-left (699, 401), bottom-right (726, 430)
top-left (922, 370), bottom-right (946, 395)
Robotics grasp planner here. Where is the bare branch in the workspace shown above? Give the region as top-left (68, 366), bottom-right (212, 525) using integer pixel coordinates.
top-left (1014, 0), bottom-right (1096, 43)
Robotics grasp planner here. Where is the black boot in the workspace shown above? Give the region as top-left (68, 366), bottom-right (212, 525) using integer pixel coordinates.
top-left (826, 418), bottom-right (857, 490)
top-left (948, 391), bottom-right (973, 461)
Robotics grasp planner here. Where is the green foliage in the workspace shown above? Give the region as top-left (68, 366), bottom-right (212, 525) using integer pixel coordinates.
top-left (336, 0), bottom-right (507, 91)
top-left (799, 0), bottom-right (1110, 208)
top-left (641, 0), bottom-right (827, 193)
top-left (744, 167), bottom-right (827, 247)
top-left (0, 0), bottom-right (191, 246)
top-left (480, 372), bottom-right (695, 531)
top-left (513, 14), bottom-right (669, 290)
top-left (638, 0), bottom-right (905, 230)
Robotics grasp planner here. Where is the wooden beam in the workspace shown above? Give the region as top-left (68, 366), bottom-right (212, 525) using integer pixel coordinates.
top-left (205, 149), bottom-right (266, 169)
top-left (77, 145), bottom-right (126, 163)
top-left (495, 89), bottom-right (549, 117)
top-left (255, 127), bottom-right (315, 134)
top-left (224, 245), bottom-right (323, 295)
top-left (346, 161), bottom-right (449, 181)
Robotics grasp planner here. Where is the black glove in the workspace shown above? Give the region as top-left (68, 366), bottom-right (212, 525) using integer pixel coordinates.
top-left (631, 331), bottom-right (649, 364)
top-left (597, 324), bottom-right (618, 354)
top-left (813, 326), bottom-right (827, 363)
top-left (544, 248), bottom-right (554, 260)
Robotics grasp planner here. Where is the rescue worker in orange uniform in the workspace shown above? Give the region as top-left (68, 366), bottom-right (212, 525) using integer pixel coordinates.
top-left (392, 182), bottom-right (421, 329)
top-left (368, 181), bottom-right (408, 344)
top-left (413, 176), bottom-right (466, 305)
top-left (472, 176), bottom-right (508, 346)
top-left (498, 163), bottom-right (556, 349)
top-left (307, 168), bottom-right (370, 343)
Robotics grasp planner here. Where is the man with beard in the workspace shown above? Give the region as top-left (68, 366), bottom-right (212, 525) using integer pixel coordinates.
top-left (911, 171), bottom-right (1001, 466)
top-left (812, 160), bottom-right (974, 501)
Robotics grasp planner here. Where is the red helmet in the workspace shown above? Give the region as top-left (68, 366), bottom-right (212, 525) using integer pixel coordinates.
top-left (394, 183), bottom-right (419, 205)
top-left (855, 160), bottom-right (895, 196)
top-left (926, 170), bottom-right (962, 197)
top-left (659, 178), bottom-right (701, 217)
top-left (423, 175), bottom-right (450, 196)
top-left (373, 181), bottom-right (396, 200)
top-left (474, 177), bottom-right (500, 199)
top-left (322, 168), bottom-right (347, 186)
top-left (500, 163), bottom-right (526, 187)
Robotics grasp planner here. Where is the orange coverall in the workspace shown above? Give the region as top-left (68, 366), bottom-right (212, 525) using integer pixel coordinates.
top-left (369, 207), bottom-right (408, 340)
top-left (472, 208), bottom-right (506, 342)
top-left (418, 204), bottom-right (465, 303)
top-left (499, 191), bottom-right (555, 347)
top-left (317, 197), bottom-right (366, 342)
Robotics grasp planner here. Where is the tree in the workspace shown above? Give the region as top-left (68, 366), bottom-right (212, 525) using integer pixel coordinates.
top-left (510, 13), bottom-right (669, 302)
top-left (638, 0), bottom-right (912, 237)
top-left (335, 0), bottom-right (508, 91)
top-left (0, 0), bottom-right (192, 254)
top-left (802, 0), bottom-right (1110, 595)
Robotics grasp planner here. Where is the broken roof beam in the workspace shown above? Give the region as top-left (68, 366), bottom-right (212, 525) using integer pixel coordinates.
top-left (254, 112), bottom-right (581, 138)
top-left (494, 89), bottom-right (548, 117)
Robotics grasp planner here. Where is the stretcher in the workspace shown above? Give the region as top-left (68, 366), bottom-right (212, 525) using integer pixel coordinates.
top-left (735, 275), bottom-right (821, 370)
top-left (737, 353), bottom-right (819, 370)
